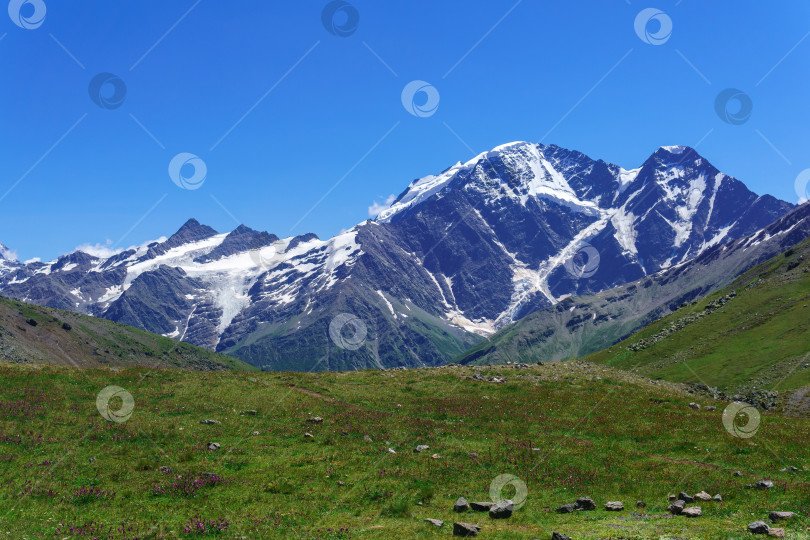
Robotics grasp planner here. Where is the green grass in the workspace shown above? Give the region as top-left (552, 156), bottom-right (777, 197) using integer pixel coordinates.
top-left (585, 237), bottom-right (810, 396)
top-left (0, 361), bottom-right (807, 538)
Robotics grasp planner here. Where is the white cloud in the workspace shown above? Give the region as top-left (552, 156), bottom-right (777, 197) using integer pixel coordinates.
top-left (368, 194), bottom-right (396, 217)
top-left (0, 243), bottom-right (17, 261)
top-left (75, 240), bottom-right (122, 258)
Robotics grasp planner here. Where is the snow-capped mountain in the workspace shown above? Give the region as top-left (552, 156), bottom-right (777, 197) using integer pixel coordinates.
top-left (0, 142), bottom-right (794, 370)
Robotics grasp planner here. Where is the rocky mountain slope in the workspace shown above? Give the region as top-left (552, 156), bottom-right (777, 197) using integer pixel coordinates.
top-left (0, 143), bottom-right (794, 370)
top-left (457, 201), bottom-right (810, 367)
top-left (0, 295), bottom-right (251, 370)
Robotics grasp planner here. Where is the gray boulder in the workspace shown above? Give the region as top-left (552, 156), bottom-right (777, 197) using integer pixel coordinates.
top-left (489, 500), bottom-right (513, 519)
top-left (469, 501), bottom-right (494, 512)
top-left (454, 497), bottom-right (470, 512)
top-left (574, 496), bottom-right (596, 511)
top-left (200, 419), bottom-right (221, 425)
top-left (415, 445), bottom-right (430, 453)
top-left (682, 506), bottom-right (702, 517)
top-left (551, 534), bottom-right (571, 540)
top-left (678, 492), bottom-right (694, 503)
top-left (604, 501), bottom-right (624, 511)
top-left (425, 518), bottom-right (444, 527)
top-left (452, 522), bottom-right (480, 537)
top-left (769, 511), bottom-right (795, 522)
top-left (747, 521), bottom-right (770, 534)
top-left (668, 500), bottom-right (685, 515)
top-left (555, 503), bottom-right (576, 514)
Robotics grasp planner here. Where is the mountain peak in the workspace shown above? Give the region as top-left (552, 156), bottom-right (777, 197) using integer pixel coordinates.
top-left (170, 219), bottom-right (218, 244)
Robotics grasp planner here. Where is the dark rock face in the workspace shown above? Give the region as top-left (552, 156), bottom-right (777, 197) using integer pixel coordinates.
top-left (0, 143), bottom-right (795, 371)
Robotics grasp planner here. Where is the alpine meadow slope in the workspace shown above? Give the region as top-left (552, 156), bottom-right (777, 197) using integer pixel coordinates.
top-left (0, 143), bottom-right (794, 371)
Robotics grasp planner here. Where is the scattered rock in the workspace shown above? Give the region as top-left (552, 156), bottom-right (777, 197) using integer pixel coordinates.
top-left (469, 452), bottom-right (478, 459)
top-left (431, 453), bottom-right (441, 459)
top-left (694, 491), bottom-right (712, 501)
top-left (668, 500), bottom-right (685, 515)
top-left (158, 466), bottom-right (172, 473)
top-left (556, 504), bottom-right (576, 514)
top-left (337, 481), bottom-right (345, 486)
top-left (88, 457), bottom-right (95, 463)
top-left (604, 501), bottom-right (624, 511)
top-left (748, 480), bottom-right (774, 489)
top-left (689, 402), bottom-right (701, 409)
top-left (425, 518), bottom-right (444, 527)
top-left (415, 445), bottom-right (430, 453)
top-left (452, 522), bottom-right (480, 537)
top-left (748, 521), bottom-right (770, 534)
top-left (767, 528), bottom-right (786, 538)
top-left (489, 499), bottom-right (513, 519)
top-left (769, 511), bottom-right (795, 522)
top-left (668, 494), bottom-right (677, 501)
top-left (733, 471), bottom-right (743, 477)
top-left (551, 534), bottom-right (571, 540)
top-left (636, 501), bottom-right (646, 508)
top-left (387, 448), bottom-right (396, 454)
top-left (303, 432), bottom-right (314, 439)
top-left (454, 497), bottom-right (470, 513)
top-left (307, 417), bottom-right (323, 424)
top-left (61, 322), bottom-right (72, 331)
top-left (240, 410), bottom-right (257, 416)
top-left (713, 494), bottom-right (722, 502)
top-left (678, 492), bottom-right (694, 503)
top-left (705, 405), bottom-right (717, 411)
top-left (252, 430), bottom-right (259, 436)
top-left (469, 501), bottom-right (494, 512)
top-left (207, 442), bottom-right (220, 451)
top-left (200, 419), bottom-right (221, 425)
top-left (25, 318), bottom-right (37, 327)
top-left (682, 506), bottom-right (702, 518)
top-left (574, 496), bottom-right (596, 511)
top-left (363, 435), bottom-right (373, 442)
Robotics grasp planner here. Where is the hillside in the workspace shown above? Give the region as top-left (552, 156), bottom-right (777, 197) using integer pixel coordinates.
top-left (585, 235), bottom-right (810, 410)
top-left (456, 202), bottom-right (810, 367)
top-left (0, 361), bottom-right (806, 538)
top-left (0, 296), bottom-right (252, 371)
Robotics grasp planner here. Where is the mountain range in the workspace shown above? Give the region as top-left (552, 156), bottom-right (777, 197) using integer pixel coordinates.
top-left (0, 142), bottom-right (795, 370)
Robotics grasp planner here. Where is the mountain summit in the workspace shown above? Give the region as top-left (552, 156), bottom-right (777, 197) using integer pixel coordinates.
top-left (0, 142), bottom-right (794, 370)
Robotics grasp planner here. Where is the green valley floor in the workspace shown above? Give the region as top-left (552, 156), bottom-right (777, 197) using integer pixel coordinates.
top-left (0, 361), bottom-right (807, 539)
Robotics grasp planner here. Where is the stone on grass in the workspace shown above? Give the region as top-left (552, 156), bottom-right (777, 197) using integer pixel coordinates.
top-left (452, 522), bottom-right (480, 537)
top-left (307, 417), bottom-right (323, 424)
top-left (387, 448), bottom-right (396, 454)
top-left (668, 494), bottom-right (677, 501)
top-left (769, 511), bottom-right (795, 522)
top-left (556, 504), bottom-right (576, 514)
top-left (713, 494), bottom-right (722, 502)
top-left (207, 442), bottom-right (220, 451)
top-left (678, 492), bottom-right (694, 503)
top-left (303, 432), bottom-right (314, 439)
top-left (363, 435), bottom-right (373, 442)
top-left (748, 521), bottom-right (771, 534)
top-left (240, 410), bottom-right (257, 416)
top-left (749, 480), bottom-right (774, 489)
top-left (668, 500), bottom-right (685, 515)
top-left (694, 491), bottom-right (712, 501)
top-left (733, 471), bottom-right (743, 477)
top-left (689, 402), bottom-right (701, 409)
top-left (705, 405), bottom-right (717, 411)
top-left (431, 453), bottom-right (441, 459)
top-left (551, 534), bottom-right (571, 540)
top-left (454, 497), bottom-right (470, 512)
top-left (489, 500), bottom-right (513, 519)
top-left (574, 496), bottom-right (596, 511)
top-left (469, 501), bottom-right (494, 512)
top-left (767, 528), bottom-right (786, 538)
top-left (200, 419), bottom-right (221, 425)
top-left (636, 501), bottom-right (646, 508)
top-left (425, 518), bottom-right (444, 527)
top-left (415, 445), bottom-right (430, 453)
top-left (604, 501), bottom-right (624, 511)
top-left (682, 506), bottom-right (702, 518)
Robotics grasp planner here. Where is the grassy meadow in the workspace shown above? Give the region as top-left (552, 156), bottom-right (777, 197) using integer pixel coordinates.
top-left (0, 361), bottom-right (807, 538)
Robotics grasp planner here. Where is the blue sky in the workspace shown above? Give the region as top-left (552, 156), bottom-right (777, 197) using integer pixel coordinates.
top-left (2, 1), bottom-right (809, 261)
